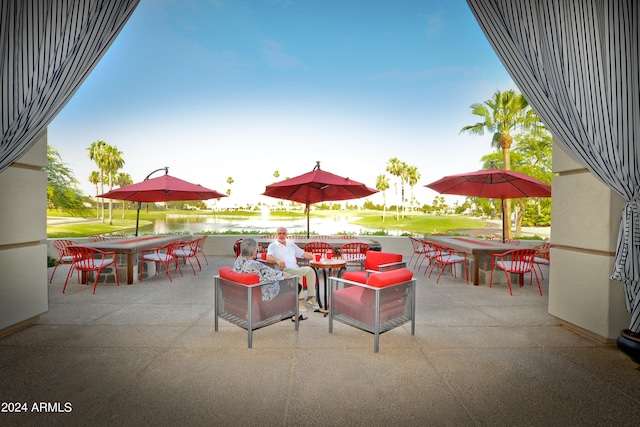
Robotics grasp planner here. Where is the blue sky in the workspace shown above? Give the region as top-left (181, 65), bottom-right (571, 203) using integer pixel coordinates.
top-left (48, 0), bottom-right (516, 208)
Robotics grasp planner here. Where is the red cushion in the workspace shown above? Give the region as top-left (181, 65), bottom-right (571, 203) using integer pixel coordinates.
top-left (343, 271), bottom-right (367, 284)
top-left (366, 268), bottom-right (413, 288)
top-left (363, 251), bottom-right (403, 271)
top-left (333, 286), bottom-right (406, 327)
top-left (219, 267), bottom-right (260, 284)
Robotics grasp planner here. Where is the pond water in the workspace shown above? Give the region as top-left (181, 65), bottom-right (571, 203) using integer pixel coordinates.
top-left (139, 213), bottom-right (405, 236)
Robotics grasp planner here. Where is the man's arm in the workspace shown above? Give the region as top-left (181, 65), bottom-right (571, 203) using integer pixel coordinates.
top-left (266, 244), bottom-right (285, 269)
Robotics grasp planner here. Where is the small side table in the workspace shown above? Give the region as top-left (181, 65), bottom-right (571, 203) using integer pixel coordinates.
top-left (309, 258), bottom-right (346, 313)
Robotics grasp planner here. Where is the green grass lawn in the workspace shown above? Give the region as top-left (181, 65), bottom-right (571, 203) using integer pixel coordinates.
top-left (351, 212), bottom-right (487, 235)
top-left (47, 208), bottom-right (488, 238)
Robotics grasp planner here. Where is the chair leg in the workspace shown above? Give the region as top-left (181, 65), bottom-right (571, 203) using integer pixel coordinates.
top-left (188, 258), bottom-right (197, 275)
top-left (417, 254), bottom-right (427, 272)
top-left (173, 258), bottom-right (184, 277)
top-left (422, 257), bottom-right (431, 275)
top-left (49, 261), bottom-right (61, 283)
top-left (489, 265), bottom-right (495, 288)
top-left (193, 255), bottom-right (202, 271)
top-left (532, 268), bottom-right (542, 296)
top-left (435, 263), bottom-right (446, 284)
top-left (503, 270), bottom-right (513, 295)
top-left (92, 268), bottom-right (102, 294)
top-left (163, 260), bottom-right (173, 282)
top-left (62, 264), bottom-right (76, 293)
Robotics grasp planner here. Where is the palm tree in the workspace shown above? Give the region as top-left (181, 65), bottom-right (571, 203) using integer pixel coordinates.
top-left (375, 174), bottom-right (390, 222)
top-left (460, 89), bottom-right (539, 238)
top-left (87, 140), bottom-right (107, 222)
top-left (115, 172), bottom-right (133, 219)
top-left (102, 145), bottom-right (124, 225)
top-left (386, 157), bottom-right (403, 220)
top-left (273, 170), bottom-right (280, 183)
top-left (406, 165), bottom-right (421, 212)
top-left (399, 161), bottom-right (409, 218)
top-left (226, 176), bottom-right (234, 197)
top-left (88, 171), bottom-right (101, 218)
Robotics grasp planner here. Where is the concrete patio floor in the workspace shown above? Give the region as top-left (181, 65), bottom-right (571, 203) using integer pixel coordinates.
top-left (2, 256), bottom-right (640, 426)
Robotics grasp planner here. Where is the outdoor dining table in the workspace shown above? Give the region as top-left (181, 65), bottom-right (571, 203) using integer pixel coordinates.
top-left (421, 236), bottom-right (517, 286)
top-left (309, 258), bottom-right (346, 314)
top-left (72, 235), bottom-right (190, 284)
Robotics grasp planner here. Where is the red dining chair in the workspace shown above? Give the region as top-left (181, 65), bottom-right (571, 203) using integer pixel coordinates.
top-left (408, 236), bottom-right (428, 268)
top-left (88, 235), bottom-right (106, 242)
top-left (339, 242), bottom-right (370, 270)
top-left (63, 246), bottom-right (119, 294)
top-left (418, 240), bottom-right (440, 275)
top-left (304, 241), bottom-right (334, 259)
top-left (428, 244), bottom-right (469, 284)
top-left (532, 243), bottom-right (553, 279)
top-left (194, 236), bottom-right (209, 266)
top-left (140, 241), bottom-right (183, 282)
top-left (489, 248), bottom-right (541, 295)
top-left (50, 239), bottom-right (78, 284)
top-left (172, 239), bottom-right (200, 275)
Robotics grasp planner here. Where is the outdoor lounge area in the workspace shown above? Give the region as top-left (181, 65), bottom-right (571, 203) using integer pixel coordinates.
top-left (3, 1), bottom-right (640, 425)
top-left (2, 250), bottom-right (639, 425)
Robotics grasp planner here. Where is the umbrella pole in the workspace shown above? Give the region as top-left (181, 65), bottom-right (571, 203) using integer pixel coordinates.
top-left (135, 202), bottom-right (141, 236)
top-left (306, 204), bottom-right (310, 238)
top-left (501, 199), bottom-right (506, 242)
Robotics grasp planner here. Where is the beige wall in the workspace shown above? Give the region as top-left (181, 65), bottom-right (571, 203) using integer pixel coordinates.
top-left (0, 131), bottom-right (49, 334)
top-left (549, 141), bottom-right (630, 340)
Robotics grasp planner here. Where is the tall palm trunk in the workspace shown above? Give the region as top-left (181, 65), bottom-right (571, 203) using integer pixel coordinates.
top-left (499, 134), bottom-right (513, 239)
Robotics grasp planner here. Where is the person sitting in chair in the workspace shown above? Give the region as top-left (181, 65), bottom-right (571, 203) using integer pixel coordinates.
top-left (233, 238), bottom-right (306, 321)
top-left (266, 227), bottom-right (318, 312)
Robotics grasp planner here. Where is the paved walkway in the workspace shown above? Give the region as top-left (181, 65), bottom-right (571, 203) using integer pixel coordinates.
top-left (1, 256), bottom-right (639, 426)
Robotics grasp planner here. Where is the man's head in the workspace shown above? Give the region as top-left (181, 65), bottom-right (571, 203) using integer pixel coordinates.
top-left (240, 238), bottom-right (258, 257)
top-left (276, 227), bottom-right (288, 243)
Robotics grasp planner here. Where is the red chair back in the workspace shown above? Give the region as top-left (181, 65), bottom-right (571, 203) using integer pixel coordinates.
top-left (363, 251), bottom-right (403, 271)
top-left (534, 243), bottom-right (552, 260)
top-left (339, 242), bottom-right (370, 260)
top-left (304, 241), bottom-right (334, 256)
top-left (498, 248), bottom-right (536, 273)
top-left (68, 246), bottom-right (110, 270)
top-left (52, 239), bottom-right (77, 259)
top-left (63, 246), bottom-right (118, 293)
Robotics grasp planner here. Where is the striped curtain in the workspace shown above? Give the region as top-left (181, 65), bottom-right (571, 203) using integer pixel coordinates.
top-left (467, 0), bottom-right (640, 332)
top-left (0, 0), bottom-right (139, 172)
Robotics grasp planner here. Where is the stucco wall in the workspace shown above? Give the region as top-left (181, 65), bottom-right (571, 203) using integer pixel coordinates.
top-left (0, 131), bottom-right (48, 333)
top-left (548, 141), bottom-right (630, 340)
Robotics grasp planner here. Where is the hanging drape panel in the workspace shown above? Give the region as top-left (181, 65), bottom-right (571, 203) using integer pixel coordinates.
top-left (466, 0), bottom-right (640, 332)
top-left (0, 0), bottom-right (139, 173)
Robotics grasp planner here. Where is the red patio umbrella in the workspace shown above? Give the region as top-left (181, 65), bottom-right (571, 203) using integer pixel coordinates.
top-left (425, 168), bottom-right (551, 241)
top-left (98, 168), bottom-right (226, 235)
top-left (262, 162), bottom-right (378, 237)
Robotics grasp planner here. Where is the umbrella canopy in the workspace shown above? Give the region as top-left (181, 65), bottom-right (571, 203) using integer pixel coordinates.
top-left (99, 174), bottom-right (227, 203)
top-left (98, 172), bottom-right (226, 235)
top-left (263, 162), bottom-right (378, 237)
top-left (426, 168), bottom-right (551, 240)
